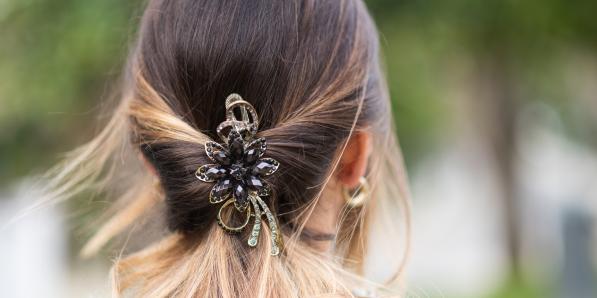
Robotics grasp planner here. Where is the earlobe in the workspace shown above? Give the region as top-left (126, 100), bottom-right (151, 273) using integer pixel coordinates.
top-left (337, 132), bottom-right (371, 189)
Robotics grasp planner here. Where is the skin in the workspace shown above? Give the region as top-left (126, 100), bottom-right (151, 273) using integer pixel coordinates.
top-left (304, 132), bottom-right (371, 252)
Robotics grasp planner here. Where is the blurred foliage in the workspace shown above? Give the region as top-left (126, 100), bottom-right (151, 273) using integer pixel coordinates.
top-left (484, 278), bottom-right (552, 298)
top-left (1, 0), bottom-right (596, 184)
top-left (367, 0), bottom-right (597, 162)
top-left (0, 0), bottom-right (142, 185)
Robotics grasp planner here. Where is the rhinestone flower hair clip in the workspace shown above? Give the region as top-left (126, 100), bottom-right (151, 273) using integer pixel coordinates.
top-left (195, 94), bottom-right (282, 255)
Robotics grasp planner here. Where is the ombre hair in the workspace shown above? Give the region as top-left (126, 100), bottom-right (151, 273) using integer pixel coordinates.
top-left (43, 0), bottom-right (410, 297)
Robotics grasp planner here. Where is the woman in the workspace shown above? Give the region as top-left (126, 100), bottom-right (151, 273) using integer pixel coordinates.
top-left (46, 0), bottom-right (410, 296)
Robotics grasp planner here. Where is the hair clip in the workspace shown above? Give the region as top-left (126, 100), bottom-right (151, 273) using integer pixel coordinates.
top-left (195, 94), bottom-right (282, 256)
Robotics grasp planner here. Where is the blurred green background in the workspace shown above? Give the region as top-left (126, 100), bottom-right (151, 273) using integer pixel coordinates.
top-left (1, 0), bottom-right (596, 297)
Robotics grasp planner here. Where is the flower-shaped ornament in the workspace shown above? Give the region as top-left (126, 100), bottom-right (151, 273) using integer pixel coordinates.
top-left (196, 129), bottom-right (279, 211)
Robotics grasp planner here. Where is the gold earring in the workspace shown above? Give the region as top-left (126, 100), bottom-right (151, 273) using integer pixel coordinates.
top-left (342, 176), bottom-right (370, 207)
top-left (152, 176), bottom-right (162, 190)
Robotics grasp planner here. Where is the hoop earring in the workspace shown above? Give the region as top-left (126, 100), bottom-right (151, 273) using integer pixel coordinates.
top-left (342, 176), bottom-right (370, 207)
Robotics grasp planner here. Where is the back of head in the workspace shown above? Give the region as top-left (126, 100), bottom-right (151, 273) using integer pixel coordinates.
top-left (46, 0), bottom-right (410, 297)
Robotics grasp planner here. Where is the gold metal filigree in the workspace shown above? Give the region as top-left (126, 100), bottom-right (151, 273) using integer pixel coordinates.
top-left (196, 93), bottom-right (283, 256)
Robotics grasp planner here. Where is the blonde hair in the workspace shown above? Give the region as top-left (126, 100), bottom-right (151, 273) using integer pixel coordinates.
top-left (41, 0), bottom-right (411, 297)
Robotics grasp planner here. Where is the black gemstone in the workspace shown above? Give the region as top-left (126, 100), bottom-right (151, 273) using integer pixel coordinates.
top-left (233, 183), bottom-right (248, 206)
top-left (244, 138), bottom-right (265, 164)
top-left (205, 166), bottom-right (226, 179)
top-left (252, 159), bottom-right (277, 175)
top-left (213, 151), bottom-right (232, 166)
top-left (213, 178), bottom-right (233, 198)
top-left (244, 148), bottom-right (260, 164)
top-left (229, 139), bottom-right (244, 161)
top-left (245, 175), bottom-right (264, 190)
top-left (229, 164), bottom-right (247, 180)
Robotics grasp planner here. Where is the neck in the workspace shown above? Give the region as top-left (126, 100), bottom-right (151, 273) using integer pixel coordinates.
top-left (302, 179), bottom-right (345, 252)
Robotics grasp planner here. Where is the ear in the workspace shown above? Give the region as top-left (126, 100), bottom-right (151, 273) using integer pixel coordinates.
top-left (337, 132), bottom-right (371, 189)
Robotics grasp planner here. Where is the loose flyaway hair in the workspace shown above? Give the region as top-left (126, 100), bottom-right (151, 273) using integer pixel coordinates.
top-left (37, 0), bottom-right (411, 297)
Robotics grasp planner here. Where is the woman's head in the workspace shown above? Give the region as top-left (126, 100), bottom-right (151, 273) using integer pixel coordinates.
top-left (47, 0), bottom-right (410, 296)
top-left (131, 0), bottom-right (387, 235)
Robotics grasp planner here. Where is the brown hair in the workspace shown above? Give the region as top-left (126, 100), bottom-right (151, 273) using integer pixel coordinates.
top-left (43, 0), bottom-right (411, 296)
